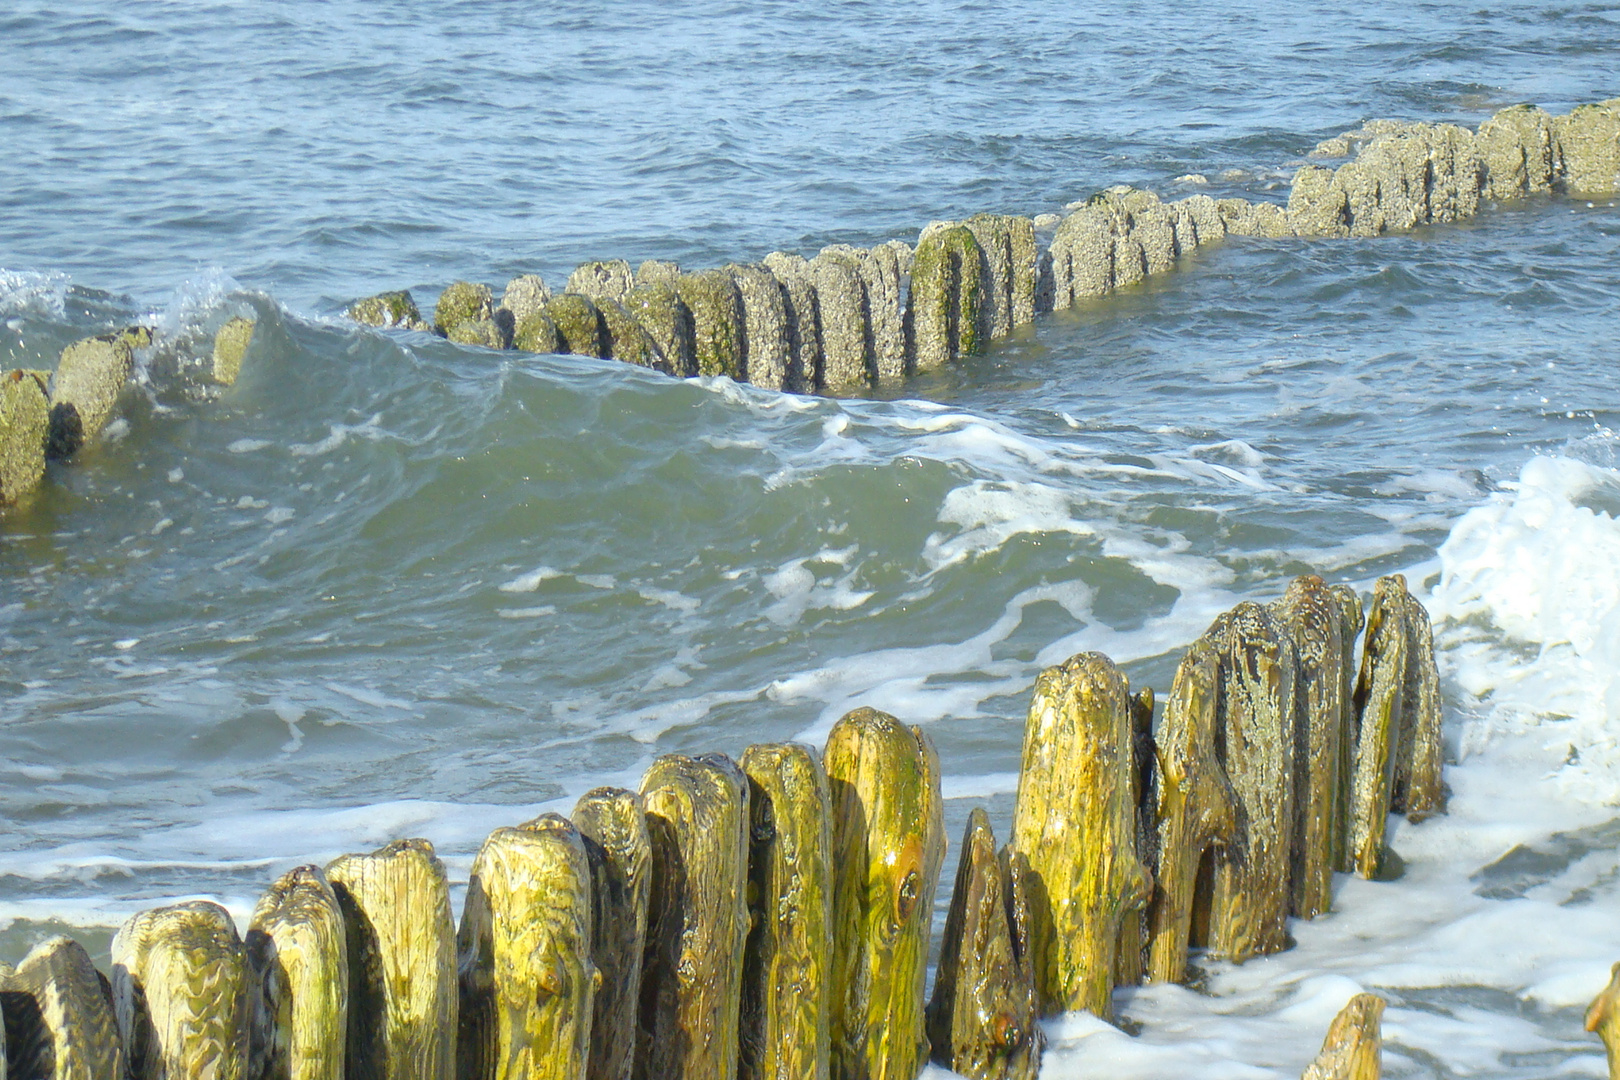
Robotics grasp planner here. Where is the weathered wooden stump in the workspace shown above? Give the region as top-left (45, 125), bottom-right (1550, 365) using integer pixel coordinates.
top-left (457, 815), bottom-right (597, 1080)
top-left (247, 865), bottom-right (348, 1080)
top-left (674, 271), bottom-right (746, 380)
top-left (907, 224), bottom-right (984, 372)
top-left (1350, 578), bottom-right (1410, 879)
top-left (926, 807), bottom-right (1042, 1080)
top-left (724, 264), bottom-right (792, 391)
top-left (637, 753), bottom-right (751, 1080)
top-left (807, 251), bottom-right (867, 389)
top-left (824, 707), bottom-right (946, 1080)
top-left (572, 787), bottom-right (653, 1080)
top-left (1, 935), bottom-right (123, 1080)
top-left (1302, 993), bottom-right (1384, 1080)
top-left (326, 838), bottom-right (457, 1080)
top-left (739, 742), bottom-right (834, 1080)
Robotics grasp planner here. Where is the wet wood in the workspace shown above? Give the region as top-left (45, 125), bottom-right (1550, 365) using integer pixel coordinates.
top-left (1146, 637), bottom-right (1237, 984)
top-left (326, 838), bottom-right (457, 1080)
top-left (1587, 961), bottom-right (1620, 1080)
top-left (247, 865), bottom-right (348, 1080)
top-left (1009, 652), bottom-right (1150, 1017)
top-left (111, 900), bottom-right (254, 1080)
top-left (1301, 993), bottom-right (1384, 1080)
top-left (1394, 586), bottom-right (1444, 821)
top-left (926, 807), bottom-right (1042, 1080)
top-left (1115, 686), bottom-right (1157, 987)
top-left (1329, 584), bottom-right (1365, 873)
top-left (1351, 578), bottom-right (1410, 879)
top-left (739, 743), bottom-right (834, 1080)
top-left (637, 753), bottom-right (750, 1080)
top-left (457, 815), bottom-right (597, 1080)
top-left (1, 935), bottom-right (123, 1080)
top-left (571, 787), bottom-right (652, 1080)
top-left (824, 707), bottom-right (946, 1080)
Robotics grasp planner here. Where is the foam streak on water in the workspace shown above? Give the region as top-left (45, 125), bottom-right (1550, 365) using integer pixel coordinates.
top-left (4, 1), bottom-right (1620, 1077)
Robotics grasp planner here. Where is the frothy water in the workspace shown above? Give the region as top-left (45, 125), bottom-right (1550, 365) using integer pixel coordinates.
top-left (4, 1), bottom-right (1620, 1076)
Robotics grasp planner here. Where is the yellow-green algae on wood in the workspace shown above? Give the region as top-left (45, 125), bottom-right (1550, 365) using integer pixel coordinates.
top-left (926, 808), bottom-right (1042, 1080)
top-left (499, 275), bottom-right (553, 328)
top-left (1393, 582), bottom-right (1444, 822)
top-left (1273, 575), bottom-right (1354, 920)
top-left (543, 295), bottom-right (609, 359)
top-left (908, 224), bottom-right (984, 373)
top-left (596, 297), bottom-right (662, 370)
top-left (326, 838), bottom-right (457, 1080)
top-left (1330, 583), bottom-right (1365, 873)
top-left (1208, 603), bottom-right (1298, 962)
top-left (47, 327), bottom-right (149, 459)
top-left (458, 815), bottom-right (598, 1080)
top-left (621, 281), bottom-right (694, 377)
top-left (0, 369), bottom-right (50, 505)
top-left (674, 270), bottom-right (746, 380)
top-left (1009, 652), bottom-right (1149, 1017)
top-left (1, 935), bottom-right (123, 1080)
top-left (761, 252), bottom-right (824, 391)
top-left (433, 281), bottom-right (494, 337)
top-left (1115, 685), bottom-right (1157, 988)
top-left (637, 753), bottom-right (751, 1080)
top-left (112, 900), bottom-right (254, 1080)
top-left (1349, 577), bottom-right (1410, 880)
top-left (1586, 961), bottom-right (1620, 1080)
top-left (348, 290), bottom-right (429, 331)
top-left (1146, 637), bottom-right (1237, 985)
top-left (211, 316), bottom-right (255, 386)
top-left (573, 787), bottom-right (653, 1080)
top-left (1301, 993), bottom-right (1384, 1080)
top-left (738, 743), bottom-right (834, 1080)
top-left (824, 707), bottom-right (946, 1080)
top-left (248, 865), bottom-right (347, 1080)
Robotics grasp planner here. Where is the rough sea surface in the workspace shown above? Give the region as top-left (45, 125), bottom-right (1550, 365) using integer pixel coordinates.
top-left (3, 2), bottom-right (1620, 1077)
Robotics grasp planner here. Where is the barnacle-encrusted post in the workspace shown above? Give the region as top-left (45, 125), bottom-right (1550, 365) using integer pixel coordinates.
top-left (1273, 575), bottom-right (1351, 919)
top-left (2, 935), bottom-right (124, 1080)
top-left (1209, 603), bottom-right (1298, 961)
top-left (739, 743), bottom-right (835, 1080)
top-left (573, 787), bottom-right (653, 1080)
top-left (457, 814), bottom-right (597, 1080)
top-left (1301, 993), bottom-right (1384, 1080)
top-left (1586, 962), bottom-right (1620, 1080)
top-left (326, 838), bottom-right (457, 1080)
top-left (926, 807), bottom-right (1042, 1080)
top-left (907, 224), bottom-right (985, 371)
top-left (675, 271), bottom-right (747, 380)
top-left (1009, 652), bottom-right (1151, 1017)
top-left (1146, 637), bottom-right (1237, 984)
top-left (637, 753), bottom-right (751, 1080)
top-left (824, 707), bottom-right (947, 1080)
top-left (248, 865), bottom-right (348, 1080)
top-left (112, 901), bottom-right (254, 1080)
top-left (1350, 578), bottom-right (1410, 879)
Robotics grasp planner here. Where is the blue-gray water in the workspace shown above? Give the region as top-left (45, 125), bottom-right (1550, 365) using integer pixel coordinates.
top-left (3, 3), bottom-right (1620, 1077)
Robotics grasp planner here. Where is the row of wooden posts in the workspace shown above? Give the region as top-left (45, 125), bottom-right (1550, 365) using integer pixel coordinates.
top-left (0, 570), bottom-right (1456, 1080)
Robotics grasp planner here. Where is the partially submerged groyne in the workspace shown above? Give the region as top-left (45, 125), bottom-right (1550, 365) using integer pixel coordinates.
top-left (1, 100), bottom-right (1618, 508)
top-left (10, 571), bottom-right (1609, 1080)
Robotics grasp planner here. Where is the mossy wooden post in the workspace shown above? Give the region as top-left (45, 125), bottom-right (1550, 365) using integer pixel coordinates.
top-left (1146, 637), bottom-right (1237, 985)
top-left (543, 296), bottom-right (609, 360)
top-left (725, 263), bottom-right (792, 391)
top-left (1047, 205), bottom-right (1115, 307)
top-left (675, 271), bottom-right (746, 380)
top-left (926, 808), bottom-right (1042, 1080)
top-left (1009, 652), bottom-right (1150, 1018)
top-left (1274, 575), bottom-right (1350, 920)
top-left (572, 787), bottom-right (652, 1080)
top-left (434, 282), bottom-right (500, 347)
top-left (1, 935), bottom-right (123, 1080)
top-left (212, 316), bottom-right (255, 386)
top-left (248, 865), bottom-right (348, 1080)
top-left (0, 370), bottom-right (50, 505)
top-left (824, 707), bottom-right (946, 1080)
top-left (808, 251), bottom-right (868, 389)
top-left (637, 753), bottom-right (750, 1080)
top-left (1394, 586), bottom-right (1444, 821)
top-left (112, 901), bottom-right (254, 1080)
top-left (458, 814), bottom-right (597, 1080)
top-left (1586, 962), bottom-right (1620, 1080)
top-left (1209, 603), bottom-right (1298, 961)
top-left (1350, 578), bottom-right (1409, 879)
top-left (907, 224), bottom-right (984, 372)
top-left (597, 298), bottom-right (662, 370)
top-left (348, 290), bottom-right (428, 331)
top-left (622, 281), bottom-right (694, 377)
top-left (326, 838), bottom-right (456, 1080)
top-left (1302, 993), bottom-right (1384, 1080)
top-left (738, 743), bottom-right (834, 1080)
top-left (47, 327), bottom-right (149, 459)
top-left (1330, 584), bottom-right (1365, 873)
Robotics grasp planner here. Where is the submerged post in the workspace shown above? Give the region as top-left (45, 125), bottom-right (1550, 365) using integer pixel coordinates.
top-left (824, 707), bottom-right (946, 1080)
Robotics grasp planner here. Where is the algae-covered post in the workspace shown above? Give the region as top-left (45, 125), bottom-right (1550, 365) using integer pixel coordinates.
top-left (212, 315), bottom-right (255, 386)
top-left (1349, 577), bottom-right (1410, 879)
top-left (1394, 583), bottom-right (1444, 822)
top-left (0, 369), bottom-right (50, 505)
top-left (675, 270), bottom-right (747, 380)
top-left (724, 263), bottom-right (794, 391)
top-left (572, 787), bottom-right (653, 1080)
top-left (824, 707), bottom-right (946, 1080)
top-left (326, 838), bottom-right (457, 1080)
top-left (907, 223), bottom-right (984, 373)
top-left (112, 900), bottom-right (255, 1080)
top-left (457, 815), bottom-right (597, 1080)
top-left (926, 807), bottom-right (1042, 1080)
top-left (807, 251), bottom-right (868, 389)
top-left (1146, 637), bottom-right (1236, 985)
top-left (738, 742), bottom-right (835, 1080)
top-left (47, 327), bottom-right (150, 459)
top-left (1009, 652), bottom-right (1150, 1017)
top-left (248, 865), bottom-right (349, 1080)
top-left (1301, 993), bottom-right (1385, 1080)
top-left (637, 753), bottom-right (751, 1080)
top-left (2, 936), bottom-right (124, 1080)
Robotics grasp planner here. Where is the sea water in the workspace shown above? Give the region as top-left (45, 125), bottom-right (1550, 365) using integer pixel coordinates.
top-left (2, 2), bottom-right (1619, 1076)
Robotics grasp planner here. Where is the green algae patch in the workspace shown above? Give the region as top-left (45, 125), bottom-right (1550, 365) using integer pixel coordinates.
top-left (596, 297), bottom-right (661, 369)
top-left (543, 295), bottom-right (608, 358)
top-left (622, 281), bottom-right (694, 376)
top-left (348, 290), bottom-right (429, 331)
top-left (908, 223), bottom-right (984, 372)
top-left (675, 270), bottom-right (745, 379)
top-left (433, 281), bottom-right (494, 337)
